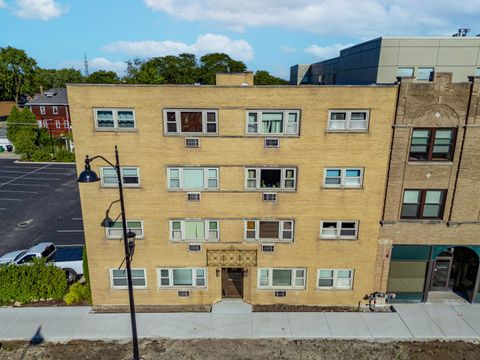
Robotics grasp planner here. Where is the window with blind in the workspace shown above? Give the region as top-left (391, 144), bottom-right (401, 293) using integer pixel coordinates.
top-left (327, 110), bottom-right (369, 131)
top-left (247, 110), bottom-right (299, 135)
top-left (164, 109), bottom-right (218, 135)
top-left (100, 167), bottom-right (140, 187)
top-left (317, 269), bottom-right (354, 289)
top-left (106, 220), bottom-right (144, 239)
top-left (110, 268), bottom-right (146, 289)
top-left (169, 220), bottom-right (219, 241)
top-left (409, 128), bottom-right (455, 161)
top-left (94, 108), bottom-right (135, 129)
top-left (258, 268), bottom-right (306, 289)
top-left (158, 268), bottom-right (207, 288)
top-left (168, 167), bottom-right (218, 190)
top-left (244, 220), bottom-right (294, 242)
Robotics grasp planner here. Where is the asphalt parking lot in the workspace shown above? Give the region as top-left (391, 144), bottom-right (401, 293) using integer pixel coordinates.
top-left (0, 158), bottom-right (84, 256)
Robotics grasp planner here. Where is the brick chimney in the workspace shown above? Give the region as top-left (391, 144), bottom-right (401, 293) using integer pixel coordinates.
top-left (215, 71), bottom-right (254, 86)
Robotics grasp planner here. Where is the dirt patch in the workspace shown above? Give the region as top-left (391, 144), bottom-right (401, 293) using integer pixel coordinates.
top-left (0, 339), bottom-right (479, 360)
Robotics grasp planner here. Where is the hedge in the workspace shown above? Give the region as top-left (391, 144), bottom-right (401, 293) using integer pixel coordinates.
top-left (0, 258), bottom-right (68, 305)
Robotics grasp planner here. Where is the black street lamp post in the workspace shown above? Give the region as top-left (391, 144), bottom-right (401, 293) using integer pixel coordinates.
top-left (77, 145), bottom-right (140, 360)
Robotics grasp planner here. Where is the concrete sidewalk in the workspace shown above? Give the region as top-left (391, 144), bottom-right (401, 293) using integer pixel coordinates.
top-left (1, 303), bottom-right (480, 342)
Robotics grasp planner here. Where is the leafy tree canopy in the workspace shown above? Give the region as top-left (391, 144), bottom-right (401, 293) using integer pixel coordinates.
top-left (86, 70), bottom-right (120, 84)
top-left (36, 68), bottom-right (84, 89)
top-left (0, 47), bottom-right (38, 102)
top-left (198, 53), bottom-right (246, 85)
top-left (254, 70), bottom-right (289, 85)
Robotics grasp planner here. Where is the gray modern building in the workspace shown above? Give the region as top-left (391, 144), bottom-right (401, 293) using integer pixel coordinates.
top-left (291, 37), bottom-right (480, 85)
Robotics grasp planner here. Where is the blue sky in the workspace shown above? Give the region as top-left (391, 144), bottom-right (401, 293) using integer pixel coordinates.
top-left (1, 0), bottom-right (480, 79)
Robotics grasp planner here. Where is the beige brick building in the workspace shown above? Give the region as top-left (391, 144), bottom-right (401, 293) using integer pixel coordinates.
top-left (376, 73), bottom-right (480, 303)
top-left (68, 74), bottom-right (397, 310)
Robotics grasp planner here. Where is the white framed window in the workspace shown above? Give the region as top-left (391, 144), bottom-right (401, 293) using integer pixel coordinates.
top-left (245, 168), bottom-right (296, 190)
top-left (100, 167), bottom-right (140, 187)
top-left (40, 106), bottom-right (46, 115)
top-left (110, 268), bottom-right (147, 289)
top-left (63, 120), bottom-right (70, 129)
top-left (94, 108), bottom-right (136, 129)
top-left (53, 106), bottom-right (59, 115)
top-left (55, 120), bottom-right (61, 129)
top-left (106, 220), bottom-right (144, 239)
top-left (158, 268), bottom-right (207, 288)
top-left (327, 110), bottom-right (369, 131)
top-left (42, 120), bottom-right (48, 127)
top-left (397, 67), bottom-right (414, 77)
top-left (317, 269), bottom-right (354, 290)
top-left (167, 167), bottom-right (218, 191)
top-left (245, 220), bottom-right (294, 242)
top-left (169, 220), bottom-right (219, 242)
top-left (246, 110), bottom-right (300, 135)
top-left (164, 109), bottom-right (218, 135)
top-left (324, 168), bottom-right (363, 188)
top-left (37, 120), bottom-right (42, 128)
top-left (258, 268), bottom-right (306, 289)
top-left (320, 221), bottom-right (358, 239)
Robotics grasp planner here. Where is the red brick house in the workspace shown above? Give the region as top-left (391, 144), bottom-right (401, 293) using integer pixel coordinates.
top-left (27, 88), bottom-right (71, 137)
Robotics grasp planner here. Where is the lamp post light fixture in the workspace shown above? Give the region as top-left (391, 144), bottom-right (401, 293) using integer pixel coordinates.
top-left (77, 146), bottom-right (140, 360)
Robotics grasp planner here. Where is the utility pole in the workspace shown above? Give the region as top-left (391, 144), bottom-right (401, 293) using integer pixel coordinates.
top-left (84, 53), bottom-right (89, 77)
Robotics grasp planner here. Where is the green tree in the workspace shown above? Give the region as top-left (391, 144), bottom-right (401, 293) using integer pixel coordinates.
top-left (198, 53), bottom-right (246, 85)
top-left (86, 70), bottom-right (120, 84)
top-left (254, 70), bottom-right (289, 85)
top-left (36, 68), bottom-right (84, 89)
top-left (6, 107), bottom-right (38, 159)
top-left (0, 46), bottom-right (38, 102)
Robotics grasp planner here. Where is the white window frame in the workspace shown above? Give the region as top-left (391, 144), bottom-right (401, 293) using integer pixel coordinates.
top-left (42, 119), bottom-right (48, 127)
top-left (246, 110), bottom-right (300, 136)
top-left (63, 120), bottom-right (70, 129)
top-left (157, 268), bottom-right (207, 288)
top-left (106, 220), bottom-right (144, 240)
top-left (52, 106), bottom-right (59, 115)
top-left (317, 269), bottom-right (354, 290)
top-left (245, 167), bottom-right (296, 191)
top-left (244, 220), bottom-right (294, 242)
top-left (100, 167), bottom-right (140, 188)
top-left (93, 108), bottom-right (136, 130)
top-left (163, 109), bottom-right (218, 135)
top-left (327, 110), bottom-right (370, 132)
top-left (110, 268), bottom-right (147, 289)
top-left (167, 167), bottom-right (219, 191)
top-left (320, 220), bottom-right (358, 239)
top-left (37, 120), bottom-right (42, 128)
top-left (258, 268), bottom-right (306, 290)
top-left (323, 168), bottom-right (363, 188)
top-left (55, 120), bottom-right (61, 129)
top-left (40, 106), bottom-right (46, 115)
top-left (169, 220), bottom-right (219, 242)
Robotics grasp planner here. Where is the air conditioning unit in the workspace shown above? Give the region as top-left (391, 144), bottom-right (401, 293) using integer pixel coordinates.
top-left (263, 192), bottom-right (277, 202)
top-left (188, 243), bottom-right (202, 252)
top-left (185, 138), bottom-right (200, 148)
top-left (264, 138), bottom-right (280, 148)
top-left (187, 192), bottom-right (201, 201)
top-left (274, 290), bottom-right (287, 297)
top-left (261, 244), bottom-right (275, 253)
top-left (177, 290), bottom-right (190, 297)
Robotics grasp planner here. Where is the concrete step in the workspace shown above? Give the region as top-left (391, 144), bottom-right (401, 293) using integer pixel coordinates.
top-left (211, 299), bottom-right (252, 313)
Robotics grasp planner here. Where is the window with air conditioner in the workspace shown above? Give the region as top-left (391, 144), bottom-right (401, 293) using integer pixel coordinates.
top-left (164, 109), bottom-right (217, 135)
top-left (245, 220), bottom-right (293, 242)
top-left (247, 110), bottom-right (299, 135)
top-left (170, 220), bottom-right (219, 242)
top-left (168, 167), bottom-right (218, 191)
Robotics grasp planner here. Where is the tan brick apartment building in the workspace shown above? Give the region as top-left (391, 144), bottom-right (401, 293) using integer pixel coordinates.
top-left (377, 73), bottom-right (480, 304)
top-left (69, 74), bottom-right (397, 310)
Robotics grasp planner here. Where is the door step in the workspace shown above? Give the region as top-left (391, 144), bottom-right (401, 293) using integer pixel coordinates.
top-left (211, 299), bottom-right (252, 313)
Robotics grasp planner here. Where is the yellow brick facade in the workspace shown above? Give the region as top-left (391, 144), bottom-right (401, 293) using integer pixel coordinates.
top-left (68, 83), bottom-right (397, 309)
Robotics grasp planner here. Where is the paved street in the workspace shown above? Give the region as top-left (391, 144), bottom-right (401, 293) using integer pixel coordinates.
top-left (0, 158), bottom-right (84, 255)
top-left (0, 303), bottom-right (480, 341)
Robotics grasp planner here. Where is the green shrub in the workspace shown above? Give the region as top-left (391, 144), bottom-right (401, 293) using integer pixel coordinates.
top-left (31, 147), bottom-right (53, 161)
top-left (0, 258), bottom-right (68, 305)
top-left (64, 282), bottom-right (91, 305)
top-left (55, 149), bottom-right (75, 162)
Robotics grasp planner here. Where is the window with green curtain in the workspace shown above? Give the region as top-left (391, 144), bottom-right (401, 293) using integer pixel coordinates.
top-left (262, 112), bottom-right (283, 133)
top-left (272, 269), bottom-right (292, 286)
top-left (183, 168), bottom-right (204, 189)
top-left (185, 221), bottom-right (205, 239)
top-left (173, 269), bottom-right (193, 285)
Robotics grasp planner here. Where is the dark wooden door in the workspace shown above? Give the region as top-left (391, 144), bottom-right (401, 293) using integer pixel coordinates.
top-left (430, 257), bottom-right (453, 291)
top-left (222, 268), bottom-right (243, 298)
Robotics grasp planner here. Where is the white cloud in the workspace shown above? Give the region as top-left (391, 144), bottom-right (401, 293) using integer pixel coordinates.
top-left (281, 45), bottom-right (297, 53)
top-left (142, 0), bottom-right (480, 37)
top-left (14, 0), bottom-right (67, 20)
top-left (61, 57), bottom-right (127, 74)
top-left (0, 1), bottom-right (7, 9)
top-left (103, 33), bottom-right (254, 62)
top-left (305, 43), bottom-right (353, 60)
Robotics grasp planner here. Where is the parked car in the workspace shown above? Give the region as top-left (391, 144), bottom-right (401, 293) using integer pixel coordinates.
top-left (0, 242), bottom-right (84, 283)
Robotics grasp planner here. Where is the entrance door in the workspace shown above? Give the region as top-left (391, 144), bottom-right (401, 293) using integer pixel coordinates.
top-left (222, 268), bottom-right (243, 298)
top-left (430, 257), bottom-right (453, 291)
